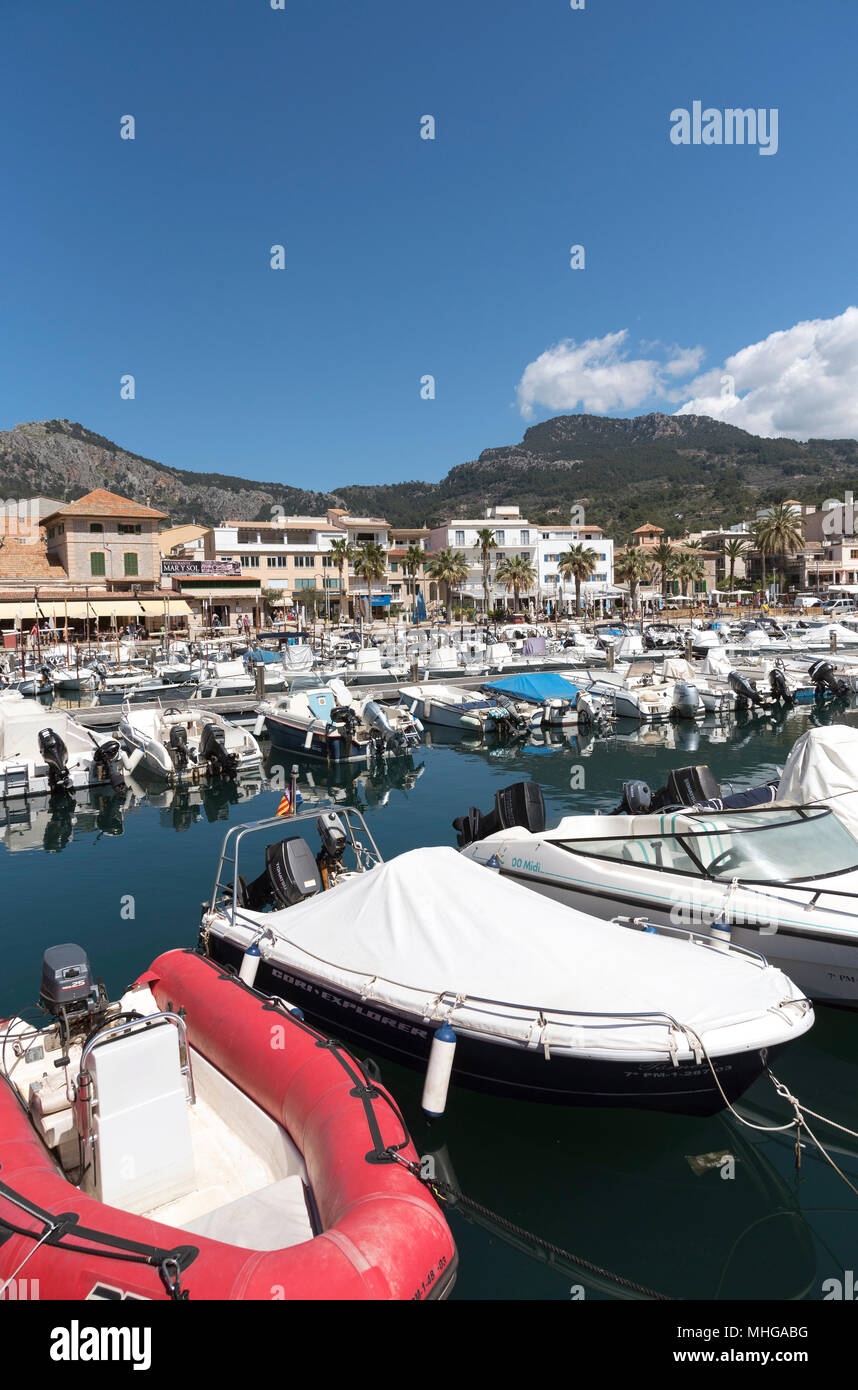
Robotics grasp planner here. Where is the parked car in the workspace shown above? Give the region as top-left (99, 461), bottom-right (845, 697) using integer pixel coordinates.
top-left (822, 598), bottom-right (857, 615)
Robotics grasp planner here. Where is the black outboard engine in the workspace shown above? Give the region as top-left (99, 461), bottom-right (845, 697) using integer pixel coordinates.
top-left (38, 728), bottom-right (72, 795)
top-left (236, 836), bottom-right (322, 910)
top-left (808, 659), bottom-right (851, 699)
top-left (92, 737), bottom-right (125, 791)
top-left (330, 705), bottom-right (361, 753)
top-left (453, 780), bottom-right (546, 849)
top-left (168, 723), bottom-right (191, 771)
top-left (200, 722), bottom-right (239, 777)
top-left (728, 670), bottom-right (764, 709)
top-left (613, 780), bottom-right (653, 815)
top-left (39, 943), bottom-right (107, 1046)
top-left (769, 667), bottom-right (794, 705)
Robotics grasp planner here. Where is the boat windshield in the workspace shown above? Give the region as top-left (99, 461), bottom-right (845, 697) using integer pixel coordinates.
top-left (559, 807), bottom-right (858, 883)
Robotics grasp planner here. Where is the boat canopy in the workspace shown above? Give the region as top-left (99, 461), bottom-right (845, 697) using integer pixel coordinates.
top-left (483, 673), bottom-right (581, 703)
top-left (272, 847), bottom-right (797, 1030)
top-left (777, 725), bottom-right (858, 840)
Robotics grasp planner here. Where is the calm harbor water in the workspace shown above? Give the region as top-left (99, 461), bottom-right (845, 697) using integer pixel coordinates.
top-left (3, 699), bottom-right (858, 1301)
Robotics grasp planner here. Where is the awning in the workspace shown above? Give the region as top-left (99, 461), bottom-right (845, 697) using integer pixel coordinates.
top-left (0, 602), bottom-right (37, 621)
top-left (138, 599), bottom-right (192, 617)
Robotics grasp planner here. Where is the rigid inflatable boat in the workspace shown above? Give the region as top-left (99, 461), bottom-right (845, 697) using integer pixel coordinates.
top-left (0, 947), bottom-right (456, 1300)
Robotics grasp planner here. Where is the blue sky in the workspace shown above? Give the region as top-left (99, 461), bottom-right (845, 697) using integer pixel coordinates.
top-left (2, 0), bottom-right (856, 489)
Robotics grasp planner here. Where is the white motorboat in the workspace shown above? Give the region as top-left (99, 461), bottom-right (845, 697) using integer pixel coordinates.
top-left (199, 815), bottom-right (812, 1115)
top-left (119, 703), bottom-right (262, 782)
top-left (584, 660), bottom-right (701, 721)
top-left (0, 693), bottom-right (127, 800)
top-left (258, 679), bottom-right (423, 761)
top-left (458, 779), bottom-right (858, 1007)
top-left (398, 683), bottom-right (525, 735)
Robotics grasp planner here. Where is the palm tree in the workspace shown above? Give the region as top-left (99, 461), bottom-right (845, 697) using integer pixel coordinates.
top-left (476, 528), bottom-right (498, 613)
top-left (558, 543), bottom-right (598, 615)
top-left (353, 541), bottom-right (388, 622)
top-left (676, 550), bottom-right (705, 600)
top-left (402, 544), bottom-right (425, 623)
top-left (614, 549), bottom-right (651, 614)
top-left (328, 537), bottom-right (356, 618)
top-left (650, 541), bottom-right (676, 599)
top-left (722, 536), bottom-right (748, 595)
top-left (426, 548), bottom-right (469, 617)
top-left (755, 503), bottom-right (804, 598)
top-left (495, 554), bottom-right (537, 614)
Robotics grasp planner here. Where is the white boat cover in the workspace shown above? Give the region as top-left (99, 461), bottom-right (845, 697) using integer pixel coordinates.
top-left (777, 725), bottom-right (858, 836)
top-left (662, 657), bottom-right (696, 683)
top-left (702, 650), bottom-right (733, 678)
top-left (280, 645), bottom-right (314, 671)
top-left (271, 847), bottom-right (802, 1034)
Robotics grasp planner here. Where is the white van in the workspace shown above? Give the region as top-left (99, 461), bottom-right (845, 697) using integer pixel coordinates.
top-left (822, 598), bottom-right (857, 615)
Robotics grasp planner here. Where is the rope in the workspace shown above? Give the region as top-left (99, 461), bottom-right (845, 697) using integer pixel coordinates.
top-left (390, 1152), bottom-right (672, 1301)
top-left (679, 1024), bottom-right (858, 1202)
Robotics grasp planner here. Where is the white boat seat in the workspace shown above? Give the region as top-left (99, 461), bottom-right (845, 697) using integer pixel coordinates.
top-left (180, 1174), bottom-right (315, 1251)
top-left (87, 1021), bottom-right (195, 1216)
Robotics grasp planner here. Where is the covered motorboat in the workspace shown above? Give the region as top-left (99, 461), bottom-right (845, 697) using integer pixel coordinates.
top-left (0, 694), bottom-right (126, 801)
top-left (481, 672), bottom-right (606, 729)
top-left (119, 703), bottom-right (262, 782)
top-left (459, 782), bottom-right (858, 1007)
top-left (200, 819), bottom-right (812, 1115)
top-left (0, 946), bottom-right (455, 1300)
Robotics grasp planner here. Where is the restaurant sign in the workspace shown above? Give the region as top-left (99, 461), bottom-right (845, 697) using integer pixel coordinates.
top-left (161, 559), bottom-right (242, 577)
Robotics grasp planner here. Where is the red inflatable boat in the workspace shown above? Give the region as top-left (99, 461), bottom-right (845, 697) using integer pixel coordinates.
top-left (0, 947), bottom-right (456, 1300)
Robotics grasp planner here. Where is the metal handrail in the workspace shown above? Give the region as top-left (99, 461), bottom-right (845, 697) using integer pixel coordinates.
top-left (77, 1012), bottom-right (195, 1155)
top-left (208, 807), bottom-right (383, 920)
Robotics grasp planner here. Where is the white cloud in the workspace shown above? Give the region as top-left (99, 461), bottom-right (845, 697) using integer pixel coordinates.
top-left (675, 307), bottom-right (858, 439)
top-left (515, 331), bottom-right (704, 419)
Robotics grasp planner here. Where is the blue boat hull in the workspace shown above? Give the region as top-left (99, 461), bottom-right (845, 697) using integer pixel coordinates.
top-left (264, 712), bottom-right (370, 762)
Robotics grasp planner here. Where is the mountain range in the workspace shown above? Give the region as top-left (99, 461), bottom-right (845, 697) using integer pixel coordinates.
top-left (2, 415), bottom-right (858, 543)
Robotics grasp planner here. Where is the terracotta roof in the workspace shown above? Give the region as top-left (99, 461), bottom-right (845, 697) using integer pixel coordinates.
top-left (0, 541), bottom-right (69, 581)
top-left (632, 523), bottom-right (664, 533)
top-left (43, 490), bottom-right (168, 522)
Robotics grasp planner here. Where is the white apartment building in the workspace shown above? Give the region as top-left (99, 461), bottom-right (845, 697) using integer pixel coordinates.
top-left (537, 525), bottom-right (615, 612)
top-left (428, 506), bottom-right (537, 610)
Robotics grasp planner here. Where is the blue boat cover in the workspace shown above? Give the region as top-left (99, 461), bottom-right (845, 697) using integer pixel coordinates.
top-left (483, 673), bottom-right (581, 702)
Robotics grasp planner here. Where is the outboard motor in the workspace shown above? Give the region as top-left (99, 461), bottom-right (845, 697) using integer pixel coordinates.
top-left (613, 780), bottom-right (653, 815)
top-left (728, 670), bottom-right (764, 709)
top-left (453, 780), bottom-right (546, 848)
top-left (769, 666), bottom-right (794, 705)
top-left (236, 836), bottom-right (322, 910)
top-left (330, 705), bottom-right (362, 756)
top-left (92, 737), bottom-right (126, 792)
top-left (661, 764), bottom-right (720, 808)
top-left (168, 723), bottom-right (191, 771)
top-left (38, 728), bottom-right (72, 795)
top-left (200, 721), bottom-right (239, 777)
top-left (672, 682), bottom-right (701, 720)
top-left (39, 943), bottom-right (108, 1046)
top-left (808, 659), bottom-right (850, 699)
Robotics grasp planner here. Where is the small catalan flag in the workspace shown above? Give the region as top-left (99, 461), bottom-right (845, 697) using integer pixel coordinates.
top-left (276, 790), bottom-right (292, 817)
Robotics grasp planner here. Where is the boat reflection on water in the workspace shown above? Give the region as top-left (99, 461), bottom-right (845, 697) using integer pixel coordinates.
top-left (394, 1080), bottom-right (819, 1301)
top-left (266, 747), bottom-right (425, 812)
top-left (126, 772), bottom-right (268, 832)
top-left (0, 785), bottom-right (132, 855)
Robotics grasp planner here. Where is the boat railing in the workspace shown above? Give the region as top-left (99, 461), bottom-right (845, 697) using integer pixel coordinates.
top-left (209, 807), bottom-right (383, 918)
top-left (611, 914), bottom-right (771, 968)
top-left (204, 915), bottom-right (810, 1045)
